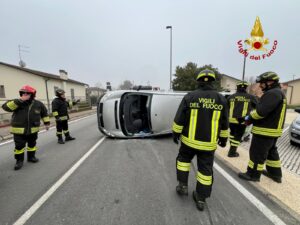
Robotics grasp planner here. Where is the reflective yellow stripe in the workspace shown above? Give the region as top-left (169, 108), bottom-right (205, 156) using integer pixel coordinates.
top-left (14, 148), bottom-right (25, 155)
top-left (11, 127), bottom-right (25, 134)
top-left (69, 101), bottom-right (73, 107)
top-left (181, 135), bottom-right (217, 151)
top-left (27, 146), bottom-right (38, 152)
top-left (252, 126), bottom-right (282, 137)
top-left (189, 109), bottom-right (198, 140)
top-left (57, 132), bottom-right (63, 135)
top-left (220, 129), bottom-right (228, 138)
top-left (7, 101), bottom-right (18, 110)
top-left (229, 118), bottom-right (239, 124)
top-left (42, 116), bottom-right (50, 123)
top-left (242, 102), bottom-right (249, 117)
top-left (172, 122), bottom-right (183, 133)
top-left (31, 127), bottom-right (39, 133)
top-left (229, 101), bottom-right (234, 121)
top-left (257, 164), bottom-right (264, 171)
top-left (60, 116), bottom-right (68, 121)
top-left (251, 110), bottom-right (264, 120)
top-left (52, 111), bottom-right (58, 116)
top-left (278, 99), bottom-right (287, 129)
top-left (266, 160), bottom-right (281, 168)
top-left (177, 161), bottom-right (191, 172)
top-left (196, 171), bottom-right (212, 186)
top-left (63, 130), bottom-right (69, 134)
top-left (211, 111), bottom-right (221, 142)
top-left (248, 160), bottom-right (254, 169)
top-left (197, 73), bottom-right (215, 80)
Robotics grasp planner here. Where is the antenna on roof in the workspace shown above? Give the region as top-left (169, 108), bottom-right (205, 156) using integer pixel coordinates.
top-left (18, 44), bottom-right (30, 67)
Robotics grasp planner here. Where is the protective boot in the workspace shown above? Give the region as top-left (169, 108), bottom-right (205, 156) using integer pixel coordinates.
top-left (176, 182), bottom-right (188, 196)
top-left (14, 152), bottom-right (24, 170)
top-left (65, 133), bottom-right (75, 141)
top-left (228, 146), bottom-right (239, 157)
top-left (14, 160), bottom-right (24, 170)
top-left (57, 134), bottom-right (65, 144)
top-left (27, 151), bottom-right (39, 163)
top-left (238, 172), bottom-right (260, 182)
top-left (192, 191), bottom-right (206, 211)
top-left (262, 170), bottom-right (282, 183)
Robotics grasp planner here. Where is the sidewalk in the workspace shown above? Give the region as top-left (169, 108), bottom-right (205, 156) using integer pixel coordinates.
top-left (0, 108), bottom-right (96, 141)
top-left (216, 109), bottom-right (300, 219)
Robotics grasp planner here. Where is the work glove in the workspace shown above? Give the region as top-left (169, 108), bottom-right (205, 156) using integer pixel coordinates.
top-left (218, 137), bottom-right (227, 148)
top-left (172, 132), bottom-right (180, 144)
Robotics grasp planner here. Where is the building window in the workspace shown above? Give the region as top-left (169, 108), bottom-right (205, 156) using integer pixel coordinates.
top-left (0, 85), bottom-right (5, 98)
top-left (71, 88), bottom-right (75, 100)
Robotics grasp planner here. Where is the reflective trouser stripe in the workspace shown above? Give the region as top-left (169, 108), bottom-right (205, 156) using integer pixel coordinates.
top-left (57, 131), bottom-right (63, 135)
top-left (63, 130), bottom-right (69, 134)
top-left (177, 161), bottom-right (191, 172)
top-left (248, 160), bottom-right (264, 171)
top-left (266, 160), bottom-right (281, 168)
top-left (14, 148), bottom-right (25, 155)
top-left (196, 171), bottom-right (212, 186)
top-left (27, 146), bottom-right (37, 152)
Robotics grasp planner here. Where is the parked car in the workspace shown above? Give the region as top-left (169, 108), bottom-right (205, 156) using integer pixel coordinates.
top-left (97, 90), bottom-right (186, 138)
top-left (289, 108), bottom-right (300, 146)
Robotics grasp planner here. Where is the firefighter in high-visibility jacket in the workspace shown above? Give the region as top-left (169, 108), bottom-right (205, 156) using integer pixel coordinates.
top-left (2, 85), bottom-right (50, 170)
top-left (172, 69), bottom-right (229, 211)
top-left (52, 89), bottom-right (79, 144)
top-left (238, 72), bottom-right (286, 183)
top-left (227, 81), bottom-right (257, 157)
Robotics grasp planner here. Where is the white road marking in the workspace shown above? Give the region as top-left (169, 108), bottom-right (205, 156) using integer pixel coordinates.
top-left (214, 163), bottom-right (286, 225)
top-left (0, 114), bottom-right (95, 146)
top-left (12, 137), bottom-right (106, 225)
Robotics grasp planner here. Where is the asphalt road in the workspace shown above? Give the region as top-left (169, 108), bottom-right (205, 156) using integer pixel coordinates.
top-left (0, 115), bottom-right (298, 225)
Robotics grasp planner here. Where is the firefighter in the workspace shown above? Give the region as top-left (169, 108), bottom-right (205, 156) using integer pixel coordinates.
top-left (227, 81), bottom-right (257, 157)
top-left (52, 89), bottom-right (79, 144)
top-left (2, 85), bottom-right (50, 170)
top-left (172, 69), bottom-right (229, 211)
top-left (238, 72), bottom-right (286, 183)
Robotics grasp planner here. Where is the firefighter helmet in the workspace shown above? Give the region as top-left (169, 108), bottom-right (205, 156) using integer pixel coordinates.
top-left (256, 72), bottom-right (279, 83)
top-left (196, 69), bottom-right (216, 81)
top-left (55, 88), bottom-right (65, 97)
top-left (19, 85), bottom-right (36, 97)
top-left (236, 81), bottom-right (249, 88)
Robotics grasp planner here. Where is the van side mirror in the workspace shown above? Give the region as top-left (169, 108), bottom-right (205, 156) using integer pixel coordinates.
top-left (295, 108), bottom-right (300, 113)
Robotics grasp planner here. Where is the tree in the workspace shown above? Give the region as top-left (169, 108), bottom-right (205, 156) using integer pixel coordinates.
top-left (172, 63), bottom-right (222, 91)
top-left (119, 80), bottom-right (133, 90)
top-left (95, 82), bottom-right (103, 88)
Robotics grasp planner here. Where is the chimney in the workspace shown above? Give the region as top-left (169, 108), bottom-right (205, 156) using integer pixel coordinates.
top-left (59, 69), bottom-right (68, 80)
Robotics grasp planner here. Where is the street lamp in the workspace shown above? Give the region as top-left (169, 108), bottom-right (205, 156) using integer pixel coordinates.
top-left (242, 49), bottom-right (247, 82)
top-left (166, 26), bottom-right (172, 90)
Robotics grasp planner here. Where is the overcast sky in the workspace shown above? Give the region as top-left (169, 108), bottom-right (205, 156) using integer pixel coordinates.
top-left (1, 0), bottom-right (299, 89)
